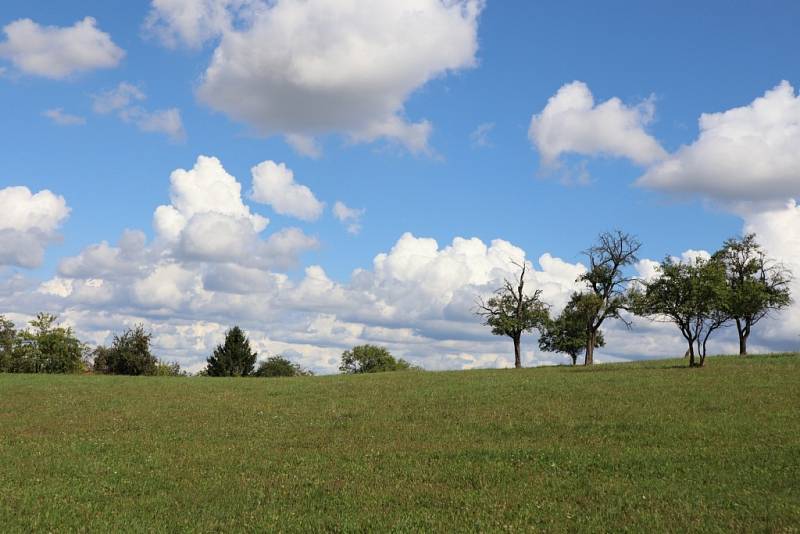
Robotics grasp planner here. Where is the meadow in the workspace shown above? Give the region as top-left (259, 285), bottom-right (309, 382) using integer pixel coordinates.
top-left (1, 354), bottom-right (799, 532)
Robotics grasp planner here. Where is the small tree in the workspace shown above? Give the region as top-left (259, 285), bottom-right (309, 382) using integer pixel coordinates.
top-left (632, 257), bottom-right (730, 367)
top-left (205, 326), bottom-right (257, 377)
top-left (712, 234), bottom-right (792, 355)
top-left (339, 345), bottom-right (414, 374)
top-left (539, 293), bottom-right (605, 365)
top-left (579, 230), bottom-right (641, 365)
top-left (0, 315), bottom-right (16, 372)
top-left (8, 314), bottom-right (84, 374)
top-left (94, 325), bottom-right (158, 375)
top-left (254, 355), bottom-right (313, 377)
top-left (476, 262), bottom-right (550, 368)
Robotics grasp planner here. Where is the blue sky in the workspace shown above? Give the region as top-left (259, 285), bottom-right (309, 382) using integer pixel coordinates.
top-left (1, 1), bottom-right (799, 372)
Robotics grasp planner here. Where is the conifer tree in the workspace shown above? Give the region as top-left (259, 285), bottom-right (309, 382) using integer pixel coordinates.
top-left (205, 326), bottom-right (257, 377)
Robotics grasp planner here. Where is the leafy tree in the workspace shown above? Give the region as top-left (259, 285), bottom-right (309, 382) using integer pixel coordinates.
top-left (632, 257), bottom-right (730, 367)
top-left (152, 361), bottom-right (186, 376)
top-left (94, 325), bottom-right (158, 375)
top-left (712, 234), bottom-right (792, 355)
top-left (0, 315), bottom-right (16, 372)
top-left (205, 326), bottom-right (257, 377)
top-left (579, 230), bottom-right (641, 365)
top-left (476, 261), bottom-right (550, 368)
top-left (339, 344), bottom-right (415, 374)
top-left (254, 355), bottom-right (313, 377)
top-left (6, 313), bottom-right (85, 374)
top-left (539, 293), bottom-right (605, 365)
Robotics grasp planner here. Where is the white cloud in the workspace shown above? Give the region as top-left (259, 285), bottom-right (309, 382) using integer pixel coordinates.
top-left (332, 201), bottom-right (365, 234)
top-left (42, 108), bottom-right (86, 126)
top-left (93, 83), bottom-right (186, 141)
top-left (146, 0), bottom-right (483, 154)
top-left (470, 122), bottom-right (494, 148)
top-left (250, 161), bottom-right (324, 221)
top-left (144, 0), bottom-right (259, 49)
top-left (529, 81), bottom-right (667, 166)
top-left (284, 134), bottom-right (322, 159)
top-left (0, 17), bottom-right (124, 79)
top-left (637, 81), bottom-right (800, 202)
top-left (0, 186), bottom-right (70, 268)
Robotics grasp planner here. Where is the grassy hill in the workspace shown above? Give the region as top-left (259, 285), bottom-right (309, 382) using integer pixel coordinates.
top-left (1, 354), bottom-right (799, 532)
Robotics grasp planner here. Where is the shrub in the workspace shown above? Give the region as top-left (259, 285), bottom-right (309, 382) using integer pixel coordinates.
top-left (254, 355), bottom-right (313, 377)
top-left (339, 344), bottom-right (417, 374)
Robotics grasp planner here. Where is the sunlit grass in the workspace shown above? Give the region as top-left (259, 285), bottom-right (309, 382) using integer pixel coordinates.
top-left (1, 354), bottom-right (799, 531)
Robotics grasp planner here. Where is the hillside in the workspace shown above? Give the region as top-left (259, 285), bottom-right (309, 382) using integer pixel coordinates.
top-left (1, 354), bottom-right (799, 531)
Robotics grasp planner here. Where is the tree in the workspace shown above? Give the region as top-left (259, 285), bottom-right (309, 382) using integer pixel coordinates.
top-left (0, 315), bottom-right (16, 372)
top-left (539, 293), bottom-right (605, 365)
top-left (254, 355), bottom-right (313, 377)
top-left (579, 230), bottom-right (641, 365)
top-left (712, 234), bottom-right (792, 355)
top-left (339, 345), bottom-right (415, 374)
top-left (632, 256), bottom-right (730, 367)
top-left (6, 313), bottom-right (85, 374)
top-left (94, 325), bottom-right (158, 375)
top-left (205, 326), bottom-right (257, 377)
top-left (476, 262), bottom-right (550, 368)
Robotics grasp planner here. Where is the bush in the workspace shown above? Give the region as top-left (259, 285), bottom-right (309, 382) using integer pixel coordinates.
top-left (339, 345), bottom-right (417, 374)
top-left (94, 325), bottom-right (158, 375)
top-left (254, 355), bottom-right (313, 377)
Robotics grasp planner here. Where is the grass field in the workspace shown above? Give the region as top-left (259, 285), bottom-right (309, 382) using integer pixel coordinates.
top-left (1, 354), bottom-right (799, 532)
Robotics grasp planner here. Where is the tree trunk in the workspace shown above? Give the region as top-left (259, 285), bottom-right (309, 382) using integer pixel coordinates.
top-left (571, 354), bottom-right (577, 366)
top-left (513, 334), bottom-right (522, 369)
top-left (686, 340), bottom-right (696, 368)
top-left (738, 334), bottom-right (748, 356)
top-left (584, 329), bottom-right (595, 365)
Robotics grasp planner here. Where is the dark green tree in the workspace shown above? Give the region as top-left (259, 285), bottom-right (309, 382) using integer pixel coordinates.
top-left (579, 230), bottom-right (641, 365)
top-left (539, 293), bottom-right (605, 365)
top-left (0, 315), bottom-right (15, 372)
top-left (476, 262), bottom-right (550, 368)
top-left (339, 344), bottom-right (415, 374)
top-left (712, 234), bottom-right (792, 355)
top-left (94, 325), bottom-right (158, 375)
top-left (205, 326), bottom-right (257, 377)
top-left (632, 257), bottom-right (730, 367)
top-left (254, 355), bottom-right (313, 377)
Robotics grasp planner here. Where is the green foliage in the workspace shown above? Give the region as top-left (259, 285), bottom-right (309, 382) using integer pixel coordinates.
top-left (712, 233), bottom-right (792, 354)
top-left (539, 293), bottom-right (605, 365)
top-left (632, 256), bottom-right (730, 367)
top-left (254, 355), bottom-right (313, 377)
top-left (0, 313), bottom-right (84, 374)
top-left (152, 361), bottom-right (186, 377)
top-left (339, 344), bottom-right (415, 374)
top-left (205, 326), bottom-right (257, 377)
top-left (94, 325), bottom-right (158, 376)
top-left (477, 262), bottom-right (550, 368)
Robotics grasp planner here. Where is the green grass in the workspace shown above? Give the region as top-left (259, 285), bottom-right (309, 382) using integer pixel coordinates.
top-left (1, 354), bottom-right (799, 532)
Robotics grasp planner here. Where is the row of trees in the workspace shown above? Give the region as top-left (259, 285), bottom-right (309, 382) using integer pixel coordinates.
top-left (479, 232), bottom-right (792, 368)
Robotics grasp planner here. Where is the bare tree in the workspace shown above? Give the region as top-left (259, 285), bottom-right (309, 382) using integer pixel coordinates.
top-left (579, 230), bottom-right (641, 365)
top-left (476, 261), bottom-right (550, 368)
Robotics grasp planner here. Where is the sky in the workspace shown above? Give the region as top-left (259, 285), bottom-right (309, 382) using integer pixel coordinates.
top-left (1, 0), bottom-right (799, 373)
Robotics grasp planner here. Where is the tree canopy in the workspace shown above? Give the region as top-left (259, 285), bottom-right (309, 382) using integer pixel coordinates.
top-left (712, 234), bottom-right (792, 355)
top-left (539, 292), bottom-right (605, 366)
top-left (632, 256), bottom-right (730, 367)
top-left (477, 261), bottom-right (550, 368)
top-left (205, 326), bottom-right (257, 377)
top-left (254, 355), bottom-right (313, 377)
top-left (94, 324), bottom-right (158, 376)
top-left (339, 345), bottom-right (415, 374)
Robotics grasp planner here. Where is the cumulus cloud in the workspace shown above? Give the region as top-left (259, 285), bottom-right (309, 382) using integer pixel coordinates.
top-left (0, 17), bottom-right (124, 79)
top-left (147, 0), bottom-right (483, 154)
top-left (529, 81), bottom-right (667, 166)
top-left (250, 161), bottom-right (324, 221)
top-left (42, 108), bottom-right (86, 126)
top-left (0, 186), bottom-right (70, 268)
top-left (92, 82), bottom-right (186, 141)
top-left (332, 201), bottom-right (365, 234)
top-left (638, 81), bottom-right (800, 202)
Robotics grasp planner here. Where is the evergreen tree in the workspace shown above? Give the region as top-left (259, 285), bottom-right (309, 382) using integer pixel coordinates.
top-left (205, 326), bottom-right (257, 377)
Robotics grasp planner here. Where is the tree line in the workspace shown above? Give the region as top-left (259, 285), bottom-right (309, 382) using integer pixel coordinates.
top-left (478, 232), bottom-right (792, 368)
top-left (0, 317), bottom-right (417, 377)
